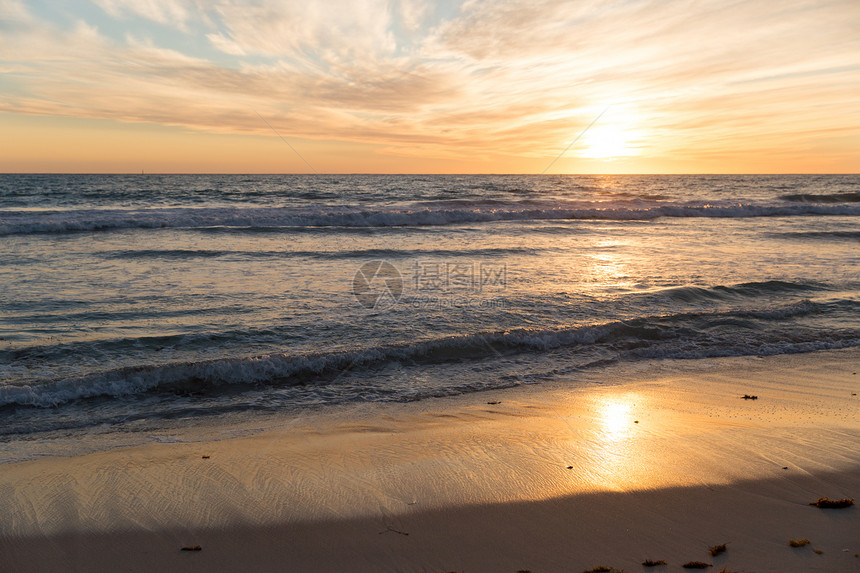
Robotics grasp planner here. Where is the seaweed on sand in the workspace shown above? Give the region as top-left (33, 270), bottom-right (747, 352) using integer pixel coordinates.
top-left (809, 497), bottom-right (854, 508)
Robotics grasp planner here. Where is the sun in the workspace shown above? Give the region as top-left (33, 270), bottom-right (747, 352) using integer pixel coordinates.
top-left (580, 124), bottom-right (639, 159)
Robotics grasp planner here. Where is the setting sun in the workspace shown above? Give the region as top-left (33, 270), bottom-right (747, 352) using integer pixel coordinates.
top-left (580, 124), bottom-right (640, 159)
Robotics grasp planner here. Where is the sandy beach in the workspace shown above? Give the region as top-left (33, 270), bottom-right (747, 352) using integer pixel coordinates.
top-left (2, 349), bottom-right (858, 572)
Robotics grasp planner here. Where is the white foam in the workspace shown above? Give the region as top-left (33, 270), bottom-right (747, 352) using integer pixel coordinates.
top-left (1, 202), bottom-right (858, 235)
top-left (3, 302), bottom-right (857, 409)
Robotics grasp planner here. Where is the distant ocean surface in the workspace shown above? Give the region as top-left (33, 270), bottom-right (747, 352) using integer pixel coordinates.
top-left (1, 174), bottom-right (858, 461)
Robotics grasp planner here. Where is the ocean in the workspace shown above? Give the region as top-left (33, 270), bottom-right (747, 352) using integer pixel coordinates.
top-left (1, 174), bottom-right (858, 462)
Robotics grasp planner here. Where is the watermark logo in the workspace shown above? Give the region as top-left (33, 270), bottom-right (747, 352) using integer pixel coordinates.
top-left (352, 261), bottom-right (404, 309)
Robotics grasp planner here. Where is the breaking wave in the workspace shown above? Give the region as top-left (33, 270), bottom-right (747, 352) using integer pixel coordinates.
top-left (2, 201), bottom-right (860, 235)
top-left (3, 299), bottom-right (857, 409)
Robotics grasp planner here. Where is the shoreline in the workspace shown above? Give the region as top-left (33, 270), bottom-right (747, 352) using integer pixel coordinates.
top-left (2, 349), bottom-right (858, 572)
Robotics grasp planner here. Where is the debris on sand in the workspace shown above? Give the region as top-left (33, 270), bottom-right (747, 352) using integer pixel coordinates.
top-left (709, 543), bottom-right (727, 556)
top-left (809, 497), bottom-right (854, 508)
top-left (583, 566), bottom-right (626, 573)
top-left (180, 545), bottom-right (202, 551)
top-left (789, 539), bottom-right (811, 547)
top-left (681, 562), bottom-right (712, 569)
top-left (741, 394), bottom-right (758, 400)
top-left (642, 559), bottom-right (667, 566)
top-left (379, 525), bottom-right (409, 536)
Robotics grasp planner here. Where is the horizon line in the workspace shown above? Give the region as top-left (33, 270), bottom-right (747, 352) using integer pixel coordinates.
top-left (1, 172), bottom-right (858, 176)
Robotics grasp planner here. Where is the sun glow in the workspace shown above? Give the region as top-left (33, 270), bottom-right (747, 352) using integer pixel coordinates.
top-left (580, 124), bottom-right (639, 159)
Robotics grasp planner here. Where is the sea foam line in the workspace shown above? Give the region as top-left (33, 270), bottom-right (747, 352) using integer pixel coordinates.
top-left (2, 202), bottom-right (859, 235)
top-left (2, 300), bottom-right (857, 409)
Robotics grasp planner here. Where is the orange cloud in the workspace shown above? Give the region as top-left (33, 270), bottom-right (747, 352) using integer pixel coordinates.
top-left (0, 0), bottom-right (858, 172)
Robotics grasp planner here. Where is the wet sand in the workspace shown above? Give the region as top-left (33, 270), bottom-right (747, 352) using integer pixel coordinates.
top-left (1, 349), bottom-right (858, 572)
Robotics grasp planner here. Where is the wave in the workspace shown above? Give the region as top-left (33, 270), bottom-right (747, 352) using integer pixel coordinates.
top-left (101, 246), bottom-right (540, 261)
top-left (597, 191), bottom-right (671, 201)
top-left (779, 192), bottom-right (860, 203)
top-left (769, 230), bottom-right (860, 241)
top-left (3, 300), bottom-right (857, 409)
top-left (2, 201), bottom-right (859, 235)
top-left (3, 279), bottom-right (844, 386)
top-left (648, 280), bottom-right (829, 303)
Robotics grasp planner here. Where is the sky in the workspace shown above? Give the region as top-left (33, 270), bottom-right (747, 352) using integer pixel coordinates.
top-left (0, 0), bottom-right (858, 173)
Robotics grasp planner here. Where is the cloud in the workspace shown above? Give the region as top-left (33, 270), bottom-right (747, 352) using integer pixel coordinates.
top-left (205, 31), bottom-right (246, 55)
top-left (0, 0), bottom-right (32, 26)
top-left (92, 0), bottom-right (196, 29)
top-left (397, 0), bottom-right (431, 31)
top-left (207, 0), bottom-right (398, 62)
top-left (1, 0), bottom-right (859, 168)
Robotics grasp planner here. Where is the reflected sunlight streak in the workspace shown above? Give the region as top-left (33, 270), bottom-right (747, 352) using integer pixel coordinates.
top-left (599, 400), bottom-right (634, 442)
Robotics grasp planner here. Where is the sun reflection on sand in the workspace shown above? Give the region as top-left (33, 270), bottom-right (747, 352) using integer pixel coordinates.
top-left (599, 400), bottom-right (634, 441)
top-left (577, 393), bottom-right (650, 490)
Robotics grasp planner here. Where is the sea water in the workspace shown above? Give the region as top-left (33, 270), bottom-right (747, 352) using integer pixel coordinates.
top-left (1, 174), bottom-right (858, 461)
